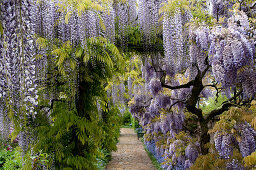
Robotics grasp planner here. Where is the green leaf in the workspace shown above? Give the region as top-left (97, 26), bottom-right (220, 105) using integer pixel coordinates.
top-left (75, 47), bottom-right (83, 58)
top-left (0, 21), bottom-right (3, 36)
top-left (98, 14), bottom-right (106, 31)
top-left (65, 11), bottom-right (72, 24)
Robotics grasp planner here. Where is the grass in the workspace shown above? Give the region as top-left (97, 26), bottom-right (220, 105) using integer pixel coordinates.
top-left (96, 149), bottom-right (112, 170)
top-left (140, 138), bottom-right (164, 170)
top-left (121, 124), bottom-right (132, 128)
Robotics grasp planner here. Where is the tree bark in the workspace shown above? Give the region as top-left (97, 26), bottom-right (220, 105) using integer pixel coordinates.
top-left (73, 61), bottom-right (90, 156)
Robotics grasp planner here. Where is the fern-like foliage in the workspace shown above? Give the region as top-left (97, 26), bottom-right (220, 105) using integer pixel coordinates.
top-left (84, 36), bottom-right (124, 76)
top-left (32, 32), bottom-right (124, 169)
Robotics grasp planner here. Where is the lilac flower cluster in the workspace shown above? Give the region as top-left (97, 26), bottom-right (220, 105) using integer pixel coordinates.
top-left (138, 0), bottom-right (164, 45)
top-left (102, 4), bottom-right (116, 43)
top-left (0, 0), bottom-right (39, 152)
top-left (210, 26), bottom-right (255, 97)
top-left (114, 2), bottom-right (129, 47)
top-left (163, 140), bottom-right (199, 170)
top-left (189, 27), bottom-right (211, 72)
top-left (236, 123), bottom-right (256, 157)
top-left (149, 78), bottom-right (163, 96)
top-left (214, 132), bottom-right (234, 159)
top-left (1, 0), bottom-right (20, 112)
top-left (214, 122), bottom-right (256, 160)
top-left (163, 7), bottom-right (192, 76)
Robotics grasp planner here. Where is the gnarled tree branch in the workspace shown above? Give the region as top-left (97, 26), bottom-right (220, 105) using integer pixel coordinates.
top-left (205, 103), bottom-right (235, 122)
top-left (205, 90), bottom-right (243, 122)
top-left (160, 72), bottom-right (194, 89)
top-left (204, 83), bottom-right (222, 102)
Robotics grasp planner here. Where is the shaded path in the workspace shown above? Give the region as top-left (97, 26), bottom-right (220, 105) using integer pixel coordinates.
top-left (106, 128), bottom-right (156, 170)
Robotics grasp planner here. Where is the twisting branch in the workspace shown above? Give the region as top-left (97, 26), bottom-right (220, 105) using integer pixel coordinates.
top-left (205, 103), bottom-right (235, 122)
top-left (222, 90), bottom-right (243, 105)
top-left (250, 1), bottom-right (256, 9)
top-left (202, 58), bottom-right (211, 77)
top-left (160, 72), bottom-right (195, 89)
top-left (150, 57), bottom-right (195, 90)
top-left (168, 100), bottom-right (186, 111)
top-left (205, 90), bottom-right (243, 122)
top-left (38, 99), bottom-right (65, 114)
top-left (204, 83), bottom-right (221, 102)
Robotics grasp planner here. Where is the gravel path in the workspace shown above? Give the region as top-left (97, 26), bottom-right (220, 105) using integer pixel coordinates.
top-left (106, 128), bottom-right (156, 170)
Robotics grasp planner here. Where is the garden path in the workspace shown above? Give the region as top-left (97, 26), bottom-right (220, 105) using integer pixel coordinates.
top-left (106, 128), bottom-right (156, 170)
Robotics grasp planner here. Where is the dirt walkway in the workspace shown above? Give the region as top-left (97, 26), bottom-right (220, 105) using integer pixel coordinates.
top-left (106, 128), bottom-right (156, 170)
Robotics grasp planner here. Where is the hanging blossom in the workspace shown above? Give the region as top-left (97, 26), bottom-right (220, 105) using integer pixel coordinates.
top-left (0, 23), bottom-right (9, 138)
top-left (20, 0), bottom-right (39, 115)
top-left (102, 3), bottom-right (115, 42)
top-left (1, 0), bottom-right (20, 112)
top-left (214, 122), bottom-right (256, 160)
top-left (128, 0), bottom-right (137, 26)
top-left (19, 0), bottom-right (39, 152)
top-left (210, 25), bottom-right (255, 97)
top-left (77, 12), bottom-right (87, 45)
top-left (137, 0), bottom-right (164, 48)
top-left (0, 0), bottom-right (39, 153)
top-left (114, 2), bottom-right (129, 47)
top-left (45, 0), bottom-right (56, 40)
top-left (163, 7), bottom-right (192, 76)
top-left (0, 34), bottom-right (5, 99)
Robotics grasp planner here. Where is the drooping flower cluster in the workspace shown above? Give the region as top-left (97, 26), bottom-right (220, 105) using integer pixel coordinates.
top-left (163, 139), bottom-right (199, 170)
top-left (0, 1), bottom-right (17, 139)
top-left (236, 123), bottom-right (256, 157)
top-left (214, 132), bottom-right (235, 159)
top-left (163, 8), bottom-right (192, 76)
top-left (1, 0), bottom-right (20, 112)
top-left (189, 27), bottom-right (211, 72)
top-left (114, 2), bottom-right (129, 47)
top-left (214, 122), bottom-right (256, 160)
top-left (185, 144), bottom-right (199, 165)
top-left (0, 0), bottom-right (39, 152)
top-left (228, 11), bottom-right (250, 34)
top-left (102, 3), bottom-right (116, 43)
top-left (138, 0), bottom-right (164, 46)
top-left (210, 25), bottom-right (255, 97)
top-left (149, 78), bottom-right (163, 96)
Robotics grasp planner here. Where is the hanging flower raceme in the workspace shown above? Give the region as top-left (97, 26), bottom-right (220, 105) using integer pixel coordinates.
top-left (209, 25), bottom-right (255, 97)
top-left (149, 78), bottom-right (162, 96)
top-left (163, 7), bottom-right (192, 76)
top-left (102, 3), bottom-right (115, 42)
top-left (1, 0), bottom-right (20, 111)
top-left (0, 0), bottom-right (39, 153)
top-left (138, 0), bottom-right (164, 46)
top-left (114, 1), bottom-right (129, 47)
